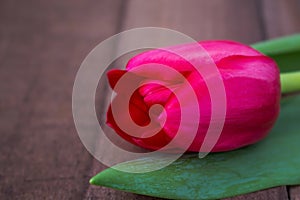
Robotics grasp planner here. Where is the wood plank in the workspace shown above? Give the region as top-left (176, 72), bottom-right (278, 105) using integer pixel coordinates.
top-left (0, 0), bottom-right (123, 199)
top-left (261, 0), bottom-right (300, 199)
top-left (86, 0), bottom-right (289, 199)
top-left (121, 0), bottom-right (263, 43)
top-left (289, 186), bottom-right (300, 200)
top-left (261, 0), bottom-right (300, 38)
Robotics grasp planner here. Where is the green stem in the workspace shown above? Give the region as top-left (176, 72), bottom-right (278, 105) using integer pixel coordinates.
top-left (252, 34), bottom-right (300, 55)
top-left (251, 34), bottom-right (300, 73)
top-left (280, 71), bottom-right (300, 94)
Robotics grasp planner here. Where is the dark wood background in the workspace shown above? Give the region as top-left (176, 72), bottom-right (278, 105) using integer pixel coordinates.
top-left (1, 0), bottom-right (300, 199)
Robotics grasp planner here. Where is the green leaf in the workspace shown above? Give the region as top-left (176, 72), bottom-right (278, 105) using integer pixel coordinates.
top-left (90, 95), bottom-right (300, 199)
top-left (251, 34), bottom-right (300, 72)
top-left (90, 35), bottom-right (300, 199)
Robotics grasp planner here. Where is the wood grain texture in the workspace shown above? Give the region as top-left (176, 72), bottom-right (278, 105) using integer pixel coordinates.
top-left (121, 0), bottom-right (264, 43)
top-left (0, 0), bottom-right (299, 199)
top-left (261, 0), bottom-right (300, 199)
top-left (261, 0), bottom-right (300, 38)
top-left (290, 186), bottom-right (300, 200)
top-left (86, 0), bottom-right (291, 199)
top-left (0, 0), bottom-right (123, 199)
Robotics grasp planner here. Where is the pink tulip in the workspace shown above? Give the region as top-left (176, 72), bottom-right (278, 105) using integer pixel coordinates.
top-left (106, 40), bottom-right (281, 152)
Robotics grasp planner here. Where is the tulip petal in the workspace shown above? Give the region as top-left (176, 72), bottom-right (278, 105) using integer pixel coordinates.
top-left (139, 83), bottom-right (178, 106)
top-left (106, 40), bottom-right (280, 152)
top-left (106, 91), bottom-right (150, 138)
top-left (91, 94), bottom-right (300, 200)
top-left (106, 69), bottom-right (127, 89)
top-left (201, 40), bottom-right (262, 63)
top-left (126, 41), bottom-right (262, 72)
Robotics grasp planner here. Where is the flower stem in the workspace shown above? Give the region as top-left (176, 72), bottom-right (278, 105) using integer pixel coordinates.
top-left (251, 34), bottom-right (300, 73)
top-left (280, 71), bottom-right (300, 94)
top-left (252, 34), bottom-right (300, 55)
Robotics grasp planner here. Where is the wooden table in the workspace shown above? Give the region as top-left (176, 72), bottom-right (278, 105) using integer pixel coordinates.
top-left (1, 0), bottom-right (300, 199)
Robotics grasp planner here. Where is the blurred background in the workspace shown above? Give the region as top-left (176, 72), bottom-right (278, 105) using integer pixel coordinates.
top-left (0, 0), bottom-right (299, 199)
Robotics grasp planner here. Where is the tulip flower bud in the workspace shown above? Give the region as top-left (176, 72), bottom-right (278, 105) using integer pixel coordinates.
top-left (106, 40), bottom-right (280, 152)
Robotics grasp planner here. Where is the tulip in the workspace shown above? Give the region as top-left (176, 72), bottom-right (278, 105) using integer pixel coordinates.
top-left (106, 40), bottom-right (281, 152)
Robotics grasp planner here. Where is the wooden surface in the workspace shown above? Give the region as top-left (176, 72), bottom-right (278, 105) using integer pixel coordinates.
top-left (0, 0), bottom-right (299, 199)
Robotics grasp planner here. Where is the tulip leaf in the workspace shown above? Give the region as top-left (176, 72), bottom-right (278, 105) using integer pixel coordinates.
top-left (251, 34), bottom-right (300, 72)
top-left (90, 94), bottom-right (300, 199)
